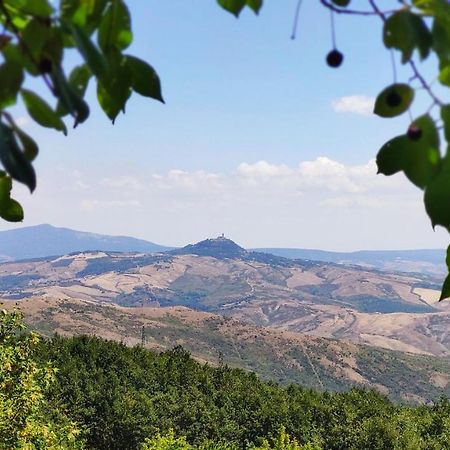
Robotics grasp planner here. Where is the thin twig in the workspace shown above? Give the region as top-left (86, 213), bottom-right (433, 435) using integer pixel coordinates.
top-left (367, 0), bottom-right (386, 19)
top-left (330, 9), bottom-right (336, 49)
top-left (290, 0), bottom-right (303, 40)
top-left (390, 50), bottom-right (397, 83)
top-left (319, 0), bottom-right (393, 16)
top-left (409, 61), bottom-right (443, 106)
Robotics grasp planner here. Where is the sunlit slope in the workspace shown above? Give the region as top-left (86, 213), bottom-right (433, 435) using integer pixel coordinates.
top-left (1, 238), bottom-right (449, 356)
top-left (8, 296), bottom-right (450, 404)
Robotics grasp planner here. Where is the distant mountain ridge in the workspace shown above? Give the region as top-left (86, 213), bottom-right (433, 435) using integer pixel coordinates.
top-left (254, 247), bottom-right (447, 275)
top-left (0, 224), bottom-right (172, 261)
top-left (0, 224), bottom-right (446, 276)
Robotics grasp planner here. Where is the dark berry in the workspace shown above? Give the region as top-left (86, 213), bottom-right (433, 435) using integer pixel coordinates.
top-left (39, 58), bottom-right (52, 74)
top-left (407, 124), bottom-right (422, 141)
top-left (326, 49), bottom-right (343, 68)
top-left (386, 91), bottom-right (402, 108)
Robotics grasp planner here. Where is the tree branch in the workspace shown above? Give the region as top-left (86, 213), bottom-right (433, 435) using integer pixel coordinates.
top-left (0, 0), bottom-right (56, 95)
top-left (367, 0), bottom-right (443, 107)
top-left (319, 0), bottom-right (390, 16)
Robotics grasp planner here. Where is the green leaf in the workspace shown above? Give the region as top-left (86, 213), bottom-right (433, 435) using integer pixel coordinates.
top-left (0, 174), bottom-right (23, 222)
top-left (21, 18), bottom-right (50, 61)
top-left (425, 156), bottom-right (450, 231)
top-left (403, 115), bottom-right (440, 188)
top-left (439, 64), bottom-right (450, 87)
top-left (246, 0), bottom-right (263, 13)
top-left (21, 19), bottom-right (63, 70)
top-left (432, 19), bottom-right (450, 69)
top-left (59, 0), bottom-right (109, 30)
top-left (2, 43), bottom-right (39, 76)
top-left (10, 0), bottom-right (54, 17)
top-left (41, 27), bottom-right (64, 67)
top-left (377, 115), bottom-right (440, 189)
top-left (376, 136), bottom-right (406, 176)
top-left (97, 52), bottom-right (132, 122)
top-left (0, 198), bottom-right (23, 222)
top-left (383, 11), bottom-right (432, 63)
top-left (26, 0), bottom-right (53, 17)
top-left (331, 0), bottom-right (351, 6)
top-left (66, 23), bottom-right (107, 78)
top-left (51, 67), bottom-right (90, 127)
top-left (439, 273), bottom-right (450, 301)
top-left (14, 128), bottom-right (38, 162)
top-left (374, 84), bottom-right (414, 118)
top-left (440, 244), bottom-right (450, 300)
top-left (125, 55), bottom-right (164, 102)
top-left (21, 89), bottom-right (67, 135)
top-left (60, 0), bottom-right (88, 26)
top-left (0, 61), bottom-right (23, 109)
top-left (217, 0), bottom-right (246, 17)
top-left (61, 0), bottom-right (108, 30)
top-left (414, 0), bottom-right (450, 29)
top-left (0, 123), bottom-right (36, 192)
top-left (441, 104), bottom-right (450, 143)
top-left (4, 116), bottom-right (39, 161)
top-left (98, 0), bottom-right (133, 53)
top-left (56, 64), bottom-right (92, 117)
top-left (68, 64), bottom-right (92, 97)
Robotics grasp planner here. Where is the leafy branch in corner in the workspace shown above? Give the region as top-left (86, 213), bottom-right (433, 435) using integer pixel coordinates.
top-left (218, 0), bottom-right (450, 300)
top-left (0, 0), bottom-right (164, 222)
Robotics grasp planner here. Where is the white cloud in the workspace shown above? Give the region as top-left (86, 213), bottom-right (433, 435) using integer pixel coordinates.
top-left (80, 199), bottom-right (142, 211)
top-left (75, 180), bottom-right (89, 190)
top-left (152, 169), bottom-right (223, 191)
top-left (9, 156), bottom-right (447, 250)
top-left (331, 95), bottom-right (375, 116)
top-left (237, 161), bottom-right (293, 178)
top-left (233, 157), bottom-right (402, 195)
top-left (101, 176), bottom-right (144, 190)
top-left (69, 170), bottom-right (89, 191)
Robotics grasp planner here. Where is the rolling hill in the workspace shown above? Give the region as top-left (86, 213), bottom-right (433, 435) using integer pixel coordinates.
top-left (7, 295), bottom-right (450, 403)
top-left (2, 235), bottom-right (450, 401)
top-left (1, 236), bottom-right (449, 356)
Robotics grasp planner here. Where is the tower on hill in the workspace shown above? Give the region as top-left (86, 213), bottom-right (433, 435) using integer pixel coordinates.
top-left (170, 235), bottom-right (247, 259)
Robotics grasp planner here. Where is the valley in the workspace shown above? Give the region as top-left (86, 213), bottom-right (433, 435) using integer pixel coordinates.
top-left (2, 235), bottom-right (450, 402)
top-left (1, 237), bottom-right (449, 356)
top-left (5, 295), bottom-right (450, 403)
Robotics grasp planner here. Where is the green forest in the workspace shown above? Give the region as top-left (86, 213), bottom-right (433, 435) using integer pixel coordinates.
top-left (2, 309), bottom-right (450, 450)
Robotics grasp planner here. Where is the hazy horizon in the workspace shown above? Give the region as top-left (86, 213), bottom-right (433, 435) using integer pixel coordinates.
top-left (0, 2), bottom-right (448, 251)
top-left (0, 223), bottom-right (446, 253)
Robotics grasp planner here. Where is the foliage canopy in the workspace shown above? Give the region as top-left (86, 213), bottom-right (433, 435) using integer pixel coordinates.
top-left (36, 333), bottom-right (450, 450)
top-left (2, 309), bottom-right (450, 450)
top-left (0, 308), bottom-right (83, 449)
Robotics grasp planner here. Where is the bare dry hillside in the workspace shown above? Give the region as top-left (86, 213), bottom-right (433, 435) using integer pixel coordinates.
top-left (4, 295), bottom-right (450, 403)
top-left (1, 237), bottom-right (449, 358)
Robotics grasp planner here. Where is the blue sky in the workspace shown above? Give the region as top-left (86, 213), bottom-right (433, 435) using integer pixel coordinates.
top-left (1, 0), bottom-right (448, 250)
